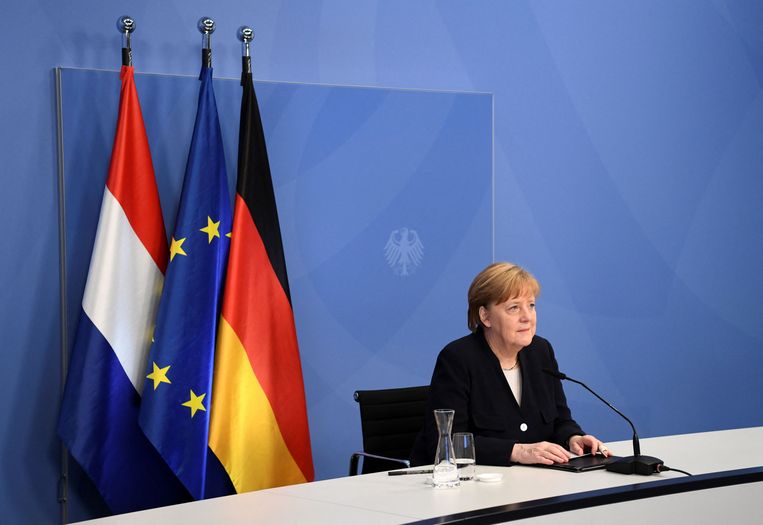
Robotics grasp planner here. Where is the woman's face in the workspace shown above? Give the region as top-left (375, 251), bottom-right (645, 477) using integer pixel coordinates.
top-left (480, 292), bottom-right (537, 353)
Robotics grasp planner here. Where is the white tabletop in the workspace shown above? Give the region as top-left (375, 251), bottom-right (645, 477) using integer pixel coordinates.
top-left (75, 426), bottom-right (763, 524)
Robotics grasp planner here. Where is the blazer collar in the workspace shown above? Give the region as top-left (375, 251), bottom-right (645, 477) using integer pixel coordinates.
top-left (475, 328), bottom-right (528, 411)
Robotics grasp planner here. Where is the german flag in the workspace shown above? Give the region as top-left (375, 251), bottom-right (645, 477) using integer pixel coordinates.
top-left (208, 57), bottom-right (314, 491)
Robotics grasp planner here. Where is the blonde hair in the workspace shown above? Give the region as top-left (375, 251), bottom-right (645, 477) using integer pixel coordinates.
top-left (467, 262), bottom-right (540, 332)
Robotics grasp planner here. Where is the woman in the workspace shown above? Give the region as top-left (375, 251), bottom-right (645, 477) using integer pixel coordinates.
top-left (410, 262), bottom-right (609, 466)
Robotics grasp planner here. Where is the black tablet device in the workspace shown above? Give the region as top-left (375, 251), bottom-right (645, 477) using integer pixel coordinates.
top-left (528, 453), bottom-right (618, 472)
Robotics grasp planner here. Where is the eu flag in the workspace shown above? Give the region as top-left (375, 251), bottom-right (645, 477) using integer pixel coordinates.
top-left (139, 66), bottom-right (231, 500)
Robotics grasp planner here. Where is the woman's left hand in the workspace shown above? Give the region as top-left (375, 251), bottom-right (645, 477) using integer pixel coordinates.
top-left (568, 434), bottom-right (610, 457)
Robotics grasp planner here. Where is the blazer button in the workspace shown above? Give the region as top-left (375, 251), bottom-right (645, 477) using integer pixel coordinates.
top-left (520, 423), bottom-right (528, 432)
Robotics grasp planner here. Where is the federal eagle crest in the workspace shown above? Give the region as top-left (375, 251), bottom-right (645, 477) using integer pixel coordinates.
top-left (384, 227), bottom-right (423, 276)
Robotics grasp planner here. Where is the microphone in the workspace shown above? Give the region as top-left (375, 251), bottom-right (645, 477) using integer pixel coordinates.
top-left (542, 368), bottom-right (664, 475)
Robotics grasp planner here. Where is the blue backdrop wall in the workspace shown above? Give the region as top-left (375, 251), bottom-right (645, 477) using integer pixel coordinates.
top-left (2, 1), bottom-right (762, 523)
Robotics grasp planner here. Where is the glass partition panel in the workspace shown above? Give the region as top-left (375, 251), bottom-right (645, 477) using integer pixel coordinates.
top-left (58, 67), bottom-right (493, 481)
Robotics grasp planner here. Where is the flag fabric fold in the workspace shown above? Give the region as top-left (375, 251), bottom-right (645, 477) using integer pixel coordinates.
top-left (209, 61), bottom-right (314, 491)
top-left (58, 66), bottom-right (190, 514)
top-left (138, 66), bottom-right (232, 501)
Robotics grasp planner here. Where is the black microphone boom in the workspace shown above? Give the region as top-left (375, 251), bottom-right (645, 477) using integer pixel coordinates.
top-left (542, 368), bottom-right (664, 475)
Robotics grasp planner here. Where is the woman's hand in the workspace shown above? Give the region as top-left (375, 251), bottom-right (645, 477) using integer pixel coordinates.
top-left (568, 434), bottom-right (611, 457)
top-left (510, 442), bottom-right (572, 465)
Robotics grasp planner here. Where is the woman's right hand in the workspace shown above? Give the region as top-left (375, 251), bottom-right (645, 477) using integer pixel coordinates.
top-left (510, 442), bottom-right (572, 465)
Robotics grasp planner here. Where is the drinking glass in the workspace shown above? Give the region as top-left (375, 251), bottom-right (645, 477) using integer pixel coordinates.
top-left (453, 432), bottom-right (476, 481)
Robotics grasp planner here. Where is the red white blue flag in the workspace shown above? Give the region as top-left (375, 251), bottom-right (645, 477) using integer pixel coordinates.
top-left (58, 66), bottom-right (189, 514)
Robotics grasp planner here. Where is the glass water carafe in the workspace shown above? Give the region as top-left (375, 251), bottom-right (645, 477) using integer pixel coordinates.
top-left (432, 409), bottom-right (460, 488)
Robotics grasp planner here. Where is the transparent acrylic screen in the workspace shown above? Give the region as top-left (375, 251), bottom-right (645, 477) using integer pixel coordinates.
top-left (59, 68), bottom-right (492, 480)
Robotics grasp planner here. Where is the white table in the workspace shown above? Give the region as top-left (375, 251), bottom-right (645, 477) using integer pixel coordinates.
top-left (74, 427), bottom-right (763, 524)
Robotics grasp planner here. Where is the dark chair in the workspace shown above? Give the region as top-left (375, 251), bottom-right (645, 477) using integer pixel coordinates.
top-left (349, 385), bottom-right (429, 475)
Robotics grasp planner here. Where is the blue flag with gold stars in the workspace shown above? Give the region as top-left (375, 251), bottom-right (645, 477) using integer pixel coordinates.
top-left (139, 66), bottom-right (231, 500)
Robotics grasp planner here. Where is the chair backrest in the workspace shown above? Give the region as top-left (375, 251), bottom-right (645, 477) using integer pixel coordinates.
top-left (353, 385), bottom-right (429, 474)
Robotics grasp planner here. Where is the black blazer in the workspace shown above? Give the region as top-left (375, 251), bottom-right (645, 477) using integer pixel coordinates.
top-left (410, 330), bottom-right (583, 466)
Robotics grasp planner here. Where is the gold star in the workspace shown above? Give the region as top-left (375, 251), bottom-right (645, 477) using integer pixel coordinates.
top-left (146, 362), bottom-right (171, 391)
top-left (169, 237), bottom-right (187, 261)
top-left (225, 231), bottom-right (232, 238)
top-left (181, 390), bottom-right (207, 418)
top-left (200, 216), bottom-right (221, 243)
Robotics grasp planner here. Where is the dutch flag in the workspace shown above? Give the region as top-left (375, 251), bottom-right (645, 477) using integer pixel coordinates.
top-left (58, 65), bottom-right (189, 514)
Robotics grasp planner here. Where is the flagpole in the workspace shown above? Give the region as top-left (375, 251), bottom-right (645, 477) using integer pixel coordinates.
top-left (238, 26), bottom-right (253, 57)
top-left (117, 15), bottom-right (135, 67)
top-left (198, 17), bottom-right (214, 69)
top-left (237, 26), bottom-right (254, 83)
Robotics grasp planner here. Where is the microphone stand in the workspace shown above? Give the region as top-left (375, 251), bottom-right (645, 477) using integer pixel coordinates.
top-left (544, 369), bottom-right (664, 475)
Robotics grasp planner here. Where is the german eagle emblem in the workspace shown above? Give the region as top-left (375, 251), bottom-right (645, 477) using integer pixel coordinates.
top-left (384, 227), bottom-right (424, 276)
